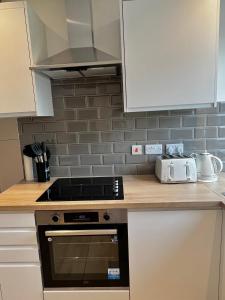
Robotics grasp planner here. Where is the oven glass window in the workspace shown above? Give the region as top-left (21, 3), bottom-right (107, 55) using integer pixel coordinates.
top-left (48, 233), bottom-right (120, 282)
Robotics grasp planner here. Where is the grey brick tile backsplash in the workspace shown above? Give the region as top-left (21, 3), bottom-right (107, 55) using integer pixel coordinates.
top-left (93, 166), bottom-right (114, 176)
top-left (59, 155), bottom-right (79, 166)
top-left (112, 119), bottom-right (135, 130)
top-left (183, 116), bottom-right (206, 127)
top-left (67, 121), bottom-right (88, 132)
top-left (135, 118), bottom-right (158, 129)
top-left (89, 120), bottom-right (111, 131)
top-left (101, 131), bottom-right (124, 142)
top-left (194, 127), bottom-right (218, 139)
top-left (44, 122), bottom-right (66, 132)
top-left (71, 166), bottom-right (92, 177)
top-left (147, 129), bottom-right (169, 140)
top-left (80, 155), bottom-right (102, 165)
top-left (33, 133), bottom-right (56, 144)
top-left (75, 84), bottom-right (97, 96)
top-left (18, 76), bottom-right (225, 177)
top-left (91, 143), bottom-right (113, 154)
top-left (159, 117), bottom-right (181, 128)
top-left (53, 109), bottom-right (75, 121)
top-left (50, 166), bottom-right (71, 177)
top-left (124, 130), bottom-right (147, 141)
top-left (88, 96), bottom-right (111, 107)
top-left (57, 133), bottom-right (78, 144)
top-left (79, 133), bottom-right (100, 143)
top-left (52, 97), bottom-right (64, 109)
top-left (52, 85), bottom-right (74, 97)
top-left (64, 96), bottom-right (86, 108)
top-left (69, 144), bottom-right (90, 155)
top-left (103, 154), bottom-right (125, 165)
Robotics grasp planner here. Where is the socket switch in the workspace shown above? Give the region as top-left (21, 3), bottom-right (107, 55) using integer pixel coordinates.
top-left (145, 144), bottom-right (163, 155)
top-left (132, 145), bottom-right (143, 155)
top-left (166, 143), bottom-right (184, 155)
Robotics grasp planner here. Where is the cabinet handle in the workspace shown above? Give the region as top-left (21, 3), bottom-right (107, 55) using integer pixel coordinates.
top-left (45, 229), bottom-right (117, 237)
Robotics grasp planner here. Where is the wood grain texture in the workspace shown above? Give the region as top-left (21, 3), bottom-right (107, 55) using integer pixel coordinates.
top-left (0, 175), bottom-right (224, 211)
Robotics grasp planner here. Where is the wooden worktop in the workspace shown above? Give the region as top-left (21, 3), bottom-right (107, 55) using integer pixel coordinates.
top-left (0, 175), bottom-right (224, 211)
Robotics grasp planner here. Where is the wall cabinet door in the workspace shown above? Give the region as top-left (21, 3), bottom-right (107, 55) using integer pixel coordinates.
top-left (0, 2), bottom-right (53, 117)
top-left (121, 0), bottom-right (220, 112)
top-left (0, 4), bottom-right (36, 115)
top-left (0, 264), bottom-right (43, 300)
top-left (128, 210), bottom-right (222, 300)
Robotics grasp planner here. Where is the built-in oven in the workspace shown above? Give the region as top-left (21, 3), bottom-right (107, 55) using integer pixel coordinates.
top-left (36, 210), bottom-right (129, 288)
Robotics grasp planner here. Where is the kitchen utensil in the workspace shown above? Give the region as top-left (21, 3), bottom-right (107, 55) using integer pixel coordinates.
top-left (41, 142), bottom-right (48, 162)
top-left (23, 145), bottom-right (39, 163)
top-left (31, 143), bottom-right (44, 163)
top-left (191, 152), bottom-right (223, 182)
top-left (155, 155), bottom-right (197, 183)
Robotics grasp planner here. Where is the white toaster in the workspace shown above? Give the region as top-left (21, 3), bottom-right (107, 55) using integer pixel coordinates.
top-left (155, 155), bottom-right (197, 183)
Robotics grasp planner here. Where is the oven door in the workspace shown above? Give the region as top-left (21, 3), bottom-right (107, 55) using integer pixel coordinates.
top-left (38, 224), bottom-right (129, 288)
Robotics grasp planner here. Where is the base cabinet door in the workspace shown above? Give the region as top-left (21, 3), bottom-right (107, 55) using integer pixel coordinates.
top-left (128, 210), bottom-right (222, 300)
top-left (0, 264), bottom-right (43, 300)
top-left (219, 210), bottom-right (225, 300)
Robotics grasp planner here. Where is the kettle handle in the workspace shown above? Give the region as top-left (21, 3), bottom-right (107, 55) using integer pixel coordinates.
top-left (211, 155), bottom-right (223, 174)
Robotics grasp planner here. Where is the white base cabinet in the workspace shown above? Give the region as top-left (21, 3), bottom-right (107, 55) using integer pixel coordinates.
top-left (219, 210), bottom-right (225, 300)
top-left (0, 264), bottom-right (43, 300)
top-left (0, 212), bottom-right (43, 300)
top-left (128, 209), bottom-right (222, 300)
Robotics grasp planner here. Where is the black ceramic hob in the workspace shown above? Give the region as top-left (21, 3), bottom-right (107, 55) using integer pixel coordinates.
top-left (36, 177), bottom-right (124, 202)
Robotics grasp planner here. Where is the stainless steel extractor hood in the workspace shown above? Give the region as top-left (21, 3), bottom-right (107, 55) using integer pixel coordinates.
top-left (30, 0), bottom-right (121, 79)
top-left (31, 47), bottom-right (121, 79)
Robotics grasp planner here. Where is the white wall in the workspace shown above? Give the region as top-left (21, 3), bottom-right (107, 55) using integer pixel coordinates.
top-left (0, 119), bottom-right (23, 192)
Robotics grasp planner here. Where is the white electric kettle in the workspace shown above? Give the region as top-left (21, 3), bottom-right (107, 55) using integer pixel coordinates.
top-left (191, 152), bottom-right (223, 182)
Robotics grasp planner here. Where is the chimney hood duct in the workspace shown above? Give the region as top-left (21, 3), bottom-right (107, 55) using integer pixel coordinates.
top-left (30, 0), bottom-right (121, 79)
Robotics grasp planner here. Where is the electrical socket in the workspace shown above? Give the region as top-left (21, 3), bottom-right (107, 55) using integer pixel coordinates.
top-left (166, 143), bottom-right (184, 155)
top-left (131, 145), bottom-right (143, 155)
top-left (145, 144), bottom-right (163, 155)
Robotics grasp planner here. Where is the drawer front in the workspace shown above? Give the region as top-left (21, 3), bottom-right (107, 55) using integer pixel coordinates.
top-left (0, 212), bottom-right (35, 228)
top-left (0, 230), bottom-right (37, 246)
top-left (0, 246), bottom-right (39, 263)
top-left (44, 290), bottom-right (130, 300)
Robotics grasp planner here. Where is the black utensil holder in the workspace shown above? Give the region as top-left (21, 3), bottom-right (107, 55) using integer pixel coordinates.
top-left (36, 161), bottom-right (50, 182)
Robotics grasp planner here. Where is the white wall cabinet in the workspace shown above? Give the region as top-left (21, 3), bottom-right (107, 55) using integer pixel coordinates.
top-left (121, 0), bottom-right (220, 112)
top-left (128, 209), bottom-right (222, 300)
top-left (0, 1), bottom-right (53, 117)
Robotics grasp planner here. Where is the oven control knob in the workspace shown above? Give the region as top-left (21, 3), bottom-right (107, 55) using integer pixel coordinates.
top-left (103, 213), bottom-right (110, 221)
top-left (52, 215), bottom-right (59, 223)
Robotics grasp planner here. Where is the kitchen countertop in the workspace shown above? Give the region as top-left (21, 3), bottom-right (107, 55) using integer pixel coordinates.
top-left (0, 175), bottom-right (224, 211)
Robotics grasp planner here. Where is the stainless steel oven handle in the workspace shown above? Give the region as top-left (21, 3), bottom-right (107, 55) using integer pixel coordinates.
top-left (45, 229), bottom-right (118, 237)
